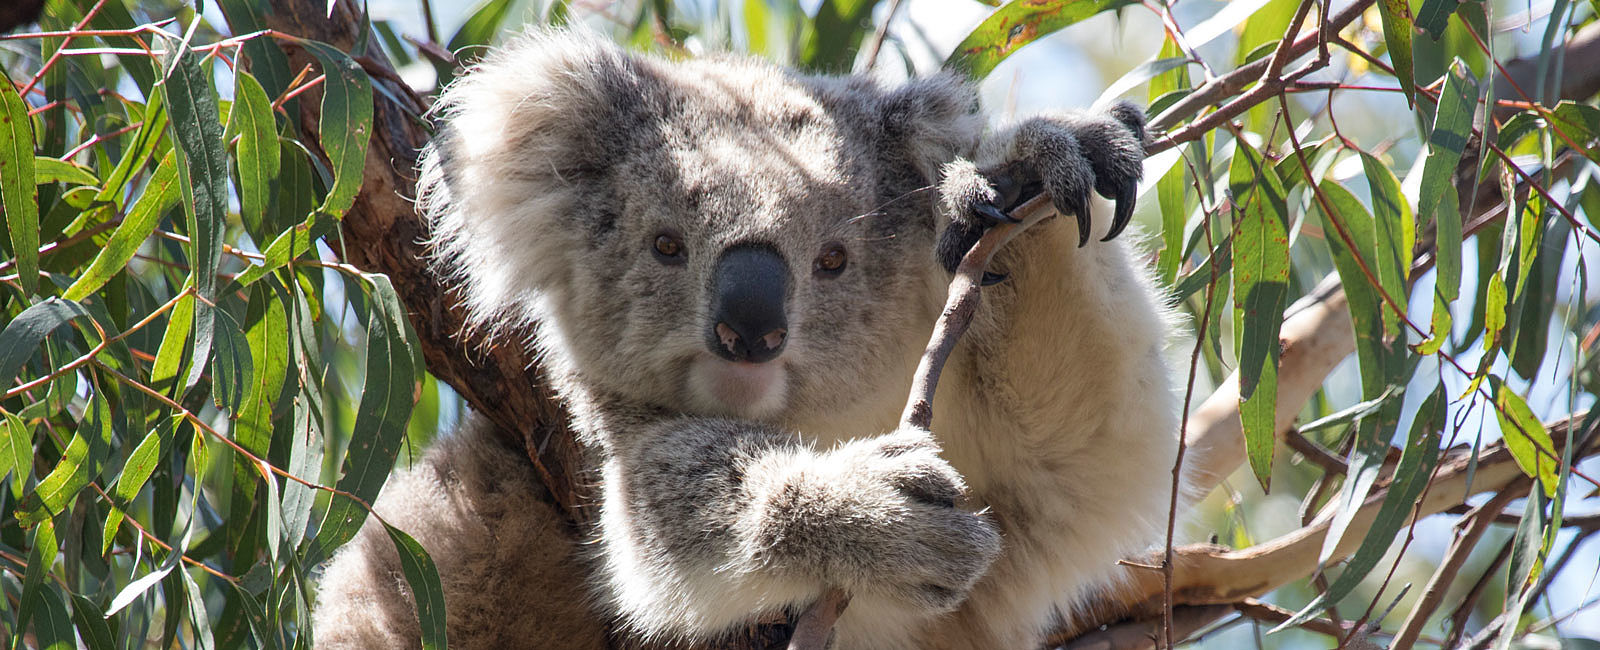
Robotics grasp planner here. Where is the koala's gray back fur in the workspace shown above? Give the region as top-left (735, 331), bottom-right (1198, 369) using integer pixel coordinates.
top-left (316, 27), bottom-right (1182, 650)
top-left (312, 418), bottom-right (607, 649)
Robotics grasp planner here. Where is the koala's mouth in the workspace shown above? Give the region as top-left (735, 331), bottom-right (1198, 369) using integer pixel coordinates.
top-left (688, 356), bottom-right (789, 418)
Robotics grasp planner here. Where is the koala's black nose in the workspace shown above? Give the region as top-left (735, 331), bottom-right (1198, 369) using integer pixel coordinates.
top-left (708, 244), bottom-right (789, 364)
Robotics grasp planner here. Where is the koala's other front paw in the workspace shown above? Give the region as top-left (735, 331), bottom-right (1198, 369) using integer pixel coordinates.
top-left (752, 429), bottom-right (1001, 613)
top-left (937, 100), bottom-right (1148, 271)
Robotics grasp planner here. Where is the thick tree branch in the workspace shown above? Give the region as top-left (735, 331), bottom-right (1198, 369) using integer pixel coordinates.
top-left (1055, 417), bottom-right (1600, 649)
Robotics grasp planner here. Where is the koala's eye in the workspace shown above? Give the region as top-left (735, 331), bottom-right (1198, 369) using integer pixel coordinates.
top-left (814, 243), bottom-right (847, 277)
top-left (652, 232), bottom-right (686, 264)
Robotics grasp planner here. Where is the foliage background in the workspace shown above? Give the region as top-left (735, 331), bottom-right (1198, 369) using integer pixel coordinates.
top-left (1, 0), bottom-right (1599, 648)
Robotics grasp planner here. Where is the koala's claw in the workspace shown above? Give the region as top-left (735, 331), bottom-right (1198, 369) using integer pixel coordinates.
top-left (938, 100), bottom-right (1148, 257)
top-left (1103, 177), bottom-right (1140, 243)
top-left (975, 202), bottom-right (1021, 225)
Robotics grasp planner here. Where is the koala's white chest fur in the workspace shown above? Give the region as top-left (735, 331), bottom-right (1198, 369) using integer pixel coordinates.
top-left (782, 208), bottom-right (1178, 649)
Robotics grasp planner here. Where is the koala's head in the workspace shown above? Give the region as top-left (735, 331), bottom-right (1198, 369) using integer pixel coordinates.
top-left (420, 29), bottom-right (981, 421)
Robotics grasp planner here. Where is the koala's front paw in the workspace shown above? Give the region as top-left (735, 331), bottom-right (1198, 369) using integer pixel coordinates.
top-left (937, 100), bottom-right (1147, 271)
top-left (755, 429), bottom-right (1001, 613)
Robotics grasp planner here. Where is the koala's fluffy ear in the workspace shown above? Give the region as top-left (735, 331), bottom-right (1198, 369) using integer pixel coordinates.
top-left (873, 72), bottom-right (983, 186)
top-left (418, 29), bottom-right (634, 334)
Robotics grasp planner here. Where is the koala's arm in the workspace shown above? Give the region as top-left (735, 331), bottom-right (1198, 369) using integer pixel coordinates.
top-left (597, 418), bottom-right (999, 636)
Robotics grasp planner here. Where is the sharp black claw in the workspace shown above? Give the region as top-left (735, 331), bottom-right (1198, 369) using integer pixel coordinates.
top-left (1101, 181), bottom-right (1138, 242)
top-left (976, 202), bottom-right (1021, 225)
top-left (1074, 207), bottom-right (1092, 248)
top-left (981, 271), bottom-right (1008, 286)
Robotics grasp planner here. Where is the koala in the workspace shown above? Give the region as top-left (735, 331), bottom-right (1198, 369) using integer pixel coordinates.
top-left (313, 27), bottom-right (1180, 650)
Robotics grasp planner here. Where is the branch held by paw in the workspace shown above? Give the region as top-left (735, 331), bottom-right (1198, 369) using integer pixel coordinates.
top-left (789, 194), bottom-right (1058, 650)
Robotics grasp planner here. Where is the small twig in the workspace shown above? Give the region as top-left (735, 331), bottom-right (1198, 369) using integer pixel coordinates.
top-left (792, 195), bottom-right (1058, 650)
top-left (1392, 481), bottom-right (1530, 649)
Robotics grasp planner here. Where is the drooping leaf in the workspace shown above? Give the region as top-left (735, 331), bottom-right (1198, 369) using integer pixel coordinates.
top-left (158, 34), bottom-right (230, 393)
top-left (13, 518), bottom-right (57, 650)
top-left (1230, 141), bottom-right (1292, 492)
top-left (67, 591), bottom-right (117, 650)
top-left (944, 0), bottom-right (1133, 80)
top-left (1, 409), bottom-right (33, 494)
top-left (1359, 152), bottom-right (1413, 337)
top-left (1374, 0), bottom-right (1417, 107)
top-left (94, 89), bottom-right (167, 207)
top-left (31, 584), bottom-right (76, 650)
top-left (289, 38), bottom-right (373, 221)
top-left (210, 308), bottom-right (255, 413)
top-left (1495, 383), bottom-right (1560, 497)
top-left (1419, 60), bottom-right (1477, 302)
top-left (230, 71), bottom-right (280, 237)
top-left (304, 274), bottom-right (420, 563)
top-left (228, 280), bottom-right (290, 545)
top-left (1, 66), bottom-right (39, 295)
top-left (1311, 181), bottom-right (1409, 569)
top-left (104, 417), bottom-right (177, 554)
top-left (384, 522), bottom-right (449, 650)
top-left (1276, 388), bottom-right (1446, 631)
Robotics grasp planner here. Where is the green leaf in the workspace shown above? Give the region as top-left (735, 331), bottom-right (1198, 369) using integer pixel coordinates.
top-left (1359, 152), bottom-right (1412, 337)
top-left (1, 409), bottom-right (33, 494)
top-left (1, 66), bottom-right (39, 295)
top-left (801, 0), bottom-right (878, 72)
top-left (33, 157), bottom-right (101, 187)
top-left (1420, 60), bottom-right (1476, 302)
top-left (95, 90), bottom-right (167, 207)
top-left (64, 152), bottom-right (181, 302)
top-left (13, 518), bottom-right (56, 650)
top-left (1415, 0), bottom-right (1461, 39)
top-left (1312, 181), bottom-right (1409, 568)
top-left (68, 591), bottom-right (117, 650)
top-left (944, 0), bottom-right (1133, 80)
top-left (448, 0), bottom-right (516, 54)
top-left (182, 568), bottom-right (216, 650)
top-left (104, 418), bottom-right (176, 554)
top-left (148, 293), bottom-right (195, 398)
top-left (158, 34), bottom-right (230, 393)
top-left (1495, 384), bottom-right (1560, 497)
top-left (1277, 388), bottom-right (1446, 631)
top-left (228, 280), bottom-right (289, 550)
top-left (1374, 0), bottom-right (1417, 107)
top-left (19, 391), bottom-right (116, 525)
top-left (305, 274), bottom-right (420, 562)
top-left (233, 39), bottom-right (373, 287)
top-left (291, 38), bottom-right (373, 220)
top-left (230, 72), bottom-right (280, 237)
top-left (32, 584), bottom-right (76, 650)
top-left (210, 309), bottom-right (255, 413)
top-left (1230, 141), bottom-right (1291, 492)
top-left (0, 298), bottom-right (93, 391)
top-left (106, 550), bottom-right (179, 616)
top-left (383, 522), bottom-right (449, 650)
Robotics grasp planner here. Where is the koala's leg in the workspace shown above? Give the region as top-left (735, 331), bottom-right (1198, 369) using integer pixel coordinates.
top-left (596, 420), bottom-right (1001, 640)
top-left (313, 418), bottom-right (607, 650)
